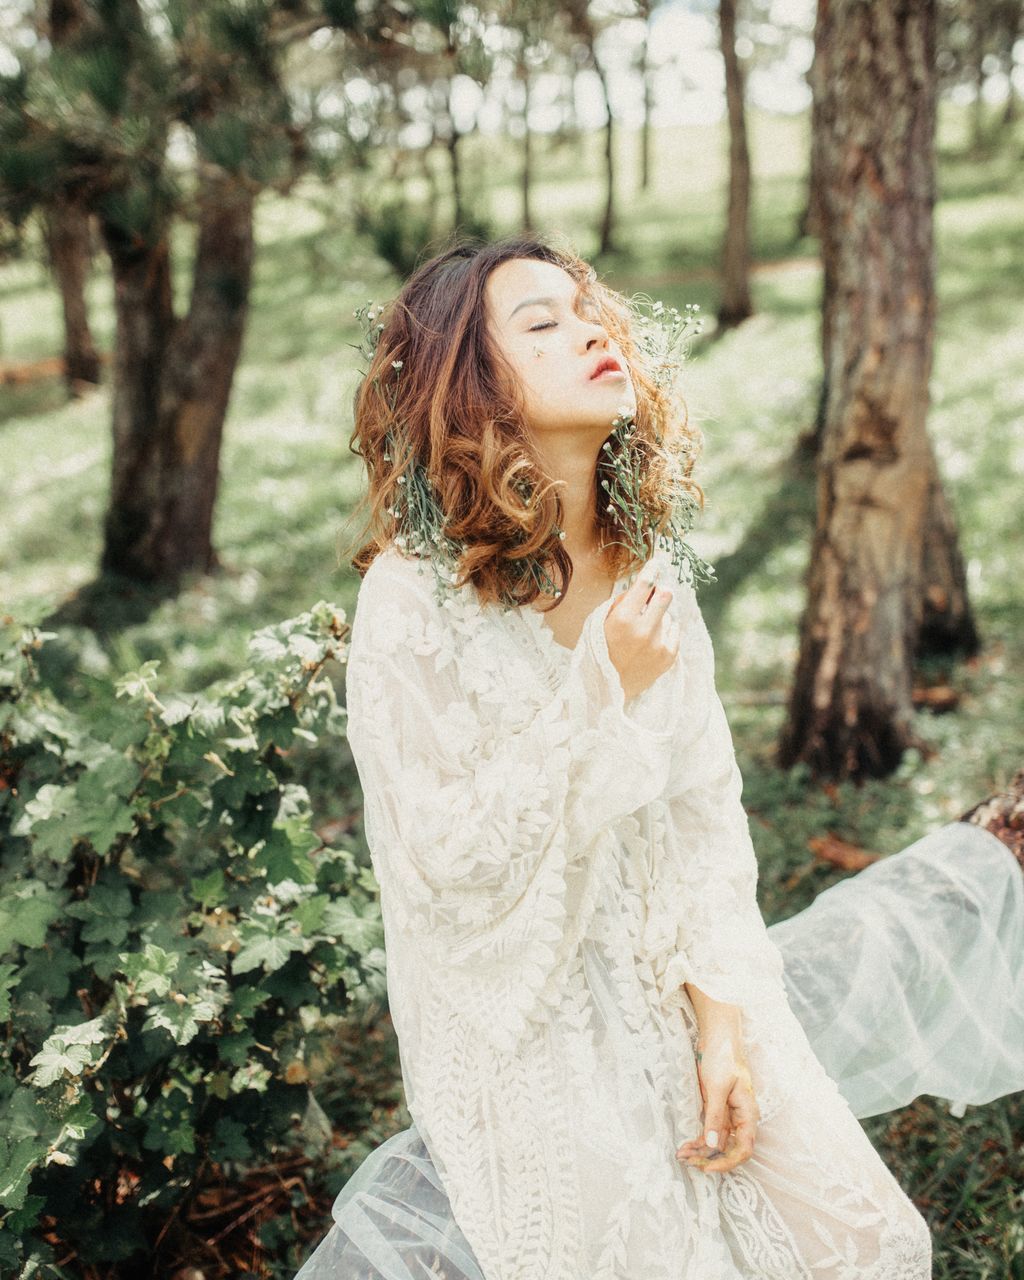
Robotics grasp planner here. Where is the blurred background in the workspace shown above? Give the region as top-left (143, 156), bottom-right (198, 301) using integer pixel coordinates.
top-left (1, 0), bottom-right (1022, 1276)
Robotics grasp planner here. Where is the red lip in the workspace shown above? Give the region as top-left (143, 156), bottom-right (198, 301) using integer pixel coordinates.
top-left (590, 356), bottom-right (623, 380)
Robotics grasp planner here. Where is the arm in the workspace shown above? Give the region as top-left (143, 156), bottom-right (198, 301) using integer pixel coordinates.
top-left (641, 576), bottom-right (787, 1022)
top-left (344, 550), bottom-right (676, 1053)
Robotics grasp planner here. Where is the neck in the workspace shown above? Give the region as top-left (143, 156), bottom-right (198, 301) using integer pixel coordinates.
top-left (531, 433), bottom-right (608, 564)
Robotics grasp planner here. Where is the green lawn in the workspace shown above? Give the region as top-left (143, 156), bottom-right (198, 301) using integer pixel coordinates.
top-left (2, 102), bottom-right (1022, 1276)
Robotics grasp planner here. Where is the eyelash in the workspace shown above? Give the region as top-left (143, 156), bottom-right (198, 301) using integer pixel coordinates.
top-left (528, 308), bottom-right (602, 333)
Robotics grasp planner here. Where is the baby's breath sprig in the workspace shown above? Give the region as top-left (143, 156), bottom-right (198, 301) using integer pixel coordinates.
top-left (350, 300), bottom-right (387, 371)
top-left (599, 407), bottom-right (717, 590)
top-left (626, 296), bottom-right (706, 388)
top-left (599, 410), bottom-right (655, 565)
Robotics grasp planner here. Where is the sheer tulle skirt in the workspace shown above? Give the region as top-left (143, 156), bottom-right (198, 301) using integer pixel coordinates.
top-left (294, 821), bottom-right (1024, 1279)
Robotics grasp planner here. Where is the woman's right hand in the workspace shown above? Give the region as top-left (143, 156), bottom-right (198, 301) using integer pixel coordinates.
top-left (605, 561), bottom-right (680, 702)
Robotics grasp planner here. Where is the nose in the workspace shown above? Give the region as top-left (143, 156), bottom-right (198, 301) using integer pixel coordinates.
top-left (583, 321), bottom-right (609, 352)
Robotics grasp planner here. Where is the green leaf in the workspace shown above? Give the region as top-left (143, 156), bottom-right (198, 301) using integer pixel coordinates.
top-left (11, 782), bottom-right (82, 859)
top-left (0, 1135), bottom-right (43, 1210)
top-left (292, 894), bottom-right (328, 935)
top-left (118, 944), bottom-right (179, 997)
top-left (28, 1017), bottom-right (107, 1087)
top-left (232, 926), bottom-right (304, 976)
top-left (209, 1117), bottom-right (252, 1163)
top-left (73, 754), bottom-right (141, 854)
top-left (65, 884), bottom-right (133, 945)
top-left (229, 985), bottom-right (272, 1021)
top-left (144, 1001), bottom-right (202, 1046)
top-left (2, 1192), bottom-right (45, 1235)
top-left (254, 822), bottom-right (317, 885)
top-left (190, 869), bottom-right (225, 909)
top-left (0, 889), bottom-right (63, 952)
top-left (321, 897), bottom-right (383, 953)
top-left (114, 660), bottom-right (162, 701)
top-left (0, 963), bottom-right (17, 1019)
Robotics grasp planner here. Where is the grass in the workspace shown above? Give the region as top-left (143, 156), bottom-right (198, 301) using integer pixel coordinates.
top-left (2, 100), bottom-right (1023, 1276)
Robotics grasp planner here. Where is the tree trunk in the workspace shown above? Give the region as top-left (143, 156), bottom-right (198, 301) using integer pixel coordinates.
top-left (521, 66), bottom-right (533, 232)
top-left (796, 24), bottom-right (823, 243)
top-left (778, 0), bottom-right (945, 782)
top-left (971, 2), bottom-right (987, 150)
top-left (447, 126), bottom-right (463, 233)
top-left (718, 0), bottom-right (753, 329)
top-left (595, 60), bottom-right (616, 254)
top-left (446, 72), bottom-right (463, 234)
top-left (638, 30), bottom-right (652, 193)
top-left (799, 1), bottom-right (830, 456)
top-left (43, 200), bottom-right (101, 391)
top-left (100, 173), bottom-right (255, 586)
top-left (44, 0), bottom-right (100, 393)
top-left (1000, 5), bottom-right (1021, 127)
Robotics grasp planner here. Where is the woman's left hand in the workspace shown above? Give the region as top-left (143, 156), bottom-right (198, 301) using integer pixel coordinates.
top-left (675, 1027), bottom-right (760, 1175)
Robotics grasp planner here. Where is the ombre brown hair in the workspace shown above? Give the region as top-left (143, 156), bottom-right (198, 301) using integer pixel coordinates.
top-left (344, 233), bottom-right (704, 610)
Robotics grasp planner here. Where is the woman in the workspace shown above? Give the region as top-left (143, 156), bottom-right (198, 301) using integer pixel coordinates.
top-left (295, 236), bottom-right (1018, 1279)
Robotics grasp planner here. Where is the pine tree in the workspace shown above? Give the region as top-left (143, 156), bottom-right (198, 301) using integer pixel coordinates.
top-left (0, 0), bottom-right (363, 587)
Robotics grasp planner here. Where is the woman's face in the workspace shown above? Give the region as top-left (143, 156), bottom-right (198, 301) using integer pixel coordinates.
top-left (484, 257), bottom-right (637, 441)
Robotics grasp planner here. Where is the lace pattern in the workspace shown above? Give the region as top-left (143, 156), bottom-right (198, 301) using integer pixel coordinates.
top-left (338, 543), bottom-right (933, 1279)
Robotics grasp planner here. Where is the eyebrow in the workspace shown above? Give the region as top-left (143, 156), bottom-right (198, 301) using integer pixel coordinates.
top-left (507, 289), bottom-right (597, 322)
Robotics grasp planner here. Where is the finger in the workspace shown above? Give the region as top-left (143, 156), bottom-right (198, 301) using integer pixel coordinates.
top-left (701, 1092), bottom-right (731, 1154)
top-left (626, 559), bottom-right (661, 611)
top-left (728, 1087), bottom-right (759, 1153)
top-left (634, 587), bottom-right (674, 642)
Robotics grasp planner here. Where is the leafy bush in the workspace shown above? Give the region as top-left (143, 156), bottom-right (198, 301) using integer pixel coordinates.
top-left (0, 602), bottom-right (385, 1276)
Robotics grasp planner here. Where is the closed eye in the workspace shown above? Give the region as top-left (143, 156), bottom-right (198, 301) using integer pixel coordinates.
top-left (529, 321), bottom-right (556, 331)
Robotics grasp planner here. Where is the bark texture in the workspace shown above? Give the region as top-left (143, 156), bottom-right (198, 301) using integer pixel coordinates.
top-left (100, 172), bottom-right (254, 585)
top-left (917, 466), bottom-right (981, 655)
top-left (778, 0), bottom-right (945, 780)
top-left (718, 0), bottom-right (753, 328)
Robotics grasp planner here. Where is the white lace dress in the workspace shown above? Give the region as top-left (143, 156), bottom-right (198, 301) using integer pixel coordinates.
top-left (328, 542), bottom-right (936, 1279)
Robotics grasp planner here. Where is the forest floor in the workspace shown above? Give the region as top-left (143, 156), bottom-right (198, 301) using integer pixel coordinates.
top-left (1, 104), bottom-right (1022, 1277)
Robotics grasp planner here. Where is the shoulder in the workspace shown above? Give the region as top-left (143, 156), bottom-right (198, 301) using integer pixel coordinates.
top-left (352, 547), bottom-right (470, 662)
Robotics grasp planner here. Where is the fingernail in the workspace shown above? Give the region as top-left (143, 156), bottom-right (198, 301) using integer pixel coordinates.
top-left (706, 1129), bottom-right (718, 1147)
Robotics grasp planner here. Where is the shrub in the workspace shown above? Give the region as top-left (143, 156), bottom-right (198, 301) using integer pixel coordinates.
top-left (0, 601), bottom-right (385, 1276)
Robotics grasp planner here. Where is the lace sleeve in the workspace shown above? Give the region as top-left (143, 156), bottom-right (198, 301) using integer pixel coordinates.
top-left (344, 550), bottom-right (676, 1052)
top-left (642, 580), bottom-right (787, 1017)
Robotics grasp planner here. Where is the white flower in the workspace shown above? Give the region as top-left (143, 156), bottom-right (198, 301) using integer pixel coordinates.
top-left (392, 360), bottom-right (403, 369)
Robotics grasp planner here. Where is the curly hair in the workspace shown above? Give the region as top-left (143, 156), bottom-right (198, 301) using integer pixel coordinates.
top-left (343, 232), bottom-right (705, 610)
